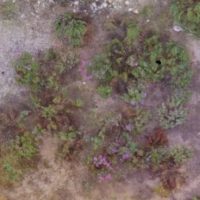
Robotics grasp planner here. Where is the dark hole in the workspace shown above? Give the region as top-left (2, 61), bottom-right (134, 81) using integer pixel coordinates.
top-left (156, 60), bottom-right (161, 65)
top-left (1, 71), bottom-right (4, 75)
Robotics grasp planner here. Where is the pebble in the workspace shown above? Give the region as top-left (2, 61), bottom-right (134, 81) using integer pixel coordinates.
top-left (173, 25), bottom-right (183, 32)
top-left (125, 1), bottom-right (130, 6)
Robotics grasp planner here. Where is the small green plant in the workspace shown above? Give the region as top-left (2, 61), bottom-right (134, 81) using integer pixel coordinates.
top-left (133, 109), bottom-right (150, 134)
top-left (158, 95), bottom-right (187, 129)
top-left (0, 132), bottom-right (38, 186)
top-left (148, 148), bottom-right (169, 167)
top-left (14, 133), bottom-right (38, 159)
top-left (171, 1), bottom-right (200, 37)
top-left (97, 86), bottom-right (112, 98)
top-left (125, 22), bottom-right (140, 45)
top-left (148, 146), bottom-right (191, 168)
top-left (14, 52), bottom-right (39, 89)
top-left (170, 146), bottom-right (191, 165)
top-left (41, 105), bottom-right (57, 120)
top-left (90, 53), bottom-right (114, 82)
top-left (73, 98), bottom-right (84, 108)
top-left (58, 128), bottom-right (78, 142)
top-left (123, 83), bottom-right (145, 104)
top-left (55, 13), bottom-right (87, 46)
top-left (3, 162), bottom-right (21, 182)
top-left (154, 184), bottom-right (170, 198)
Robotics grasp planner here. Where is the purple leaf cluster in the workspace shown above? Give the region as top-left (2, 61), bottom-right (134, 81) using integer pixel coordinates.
top-left (120, 151), bottom-right (132, 162)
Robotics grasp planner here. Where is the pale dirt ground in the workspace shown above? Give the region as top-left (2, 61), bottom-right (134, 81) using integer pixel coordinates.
top-left (0, 0), bottom-right (200, 200)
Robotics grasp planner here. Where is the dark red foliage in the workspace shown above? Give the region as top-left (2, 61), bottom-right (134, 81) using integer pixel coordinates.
top-left (146, 128), bottom-right (168, 148)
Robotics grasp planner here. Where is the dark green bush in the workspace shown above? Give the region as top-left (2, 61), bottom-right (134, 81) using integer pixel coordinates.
top-left (171, 0), bottom-right (200, 37)
top-left (55, 13), bottom-right (87, 47)
top-left (158, 95), bottom-right (187, 129)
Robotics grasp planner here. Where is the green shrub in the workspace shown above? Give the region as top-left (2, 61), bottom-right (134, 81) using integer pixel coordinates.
top-left (14, 52), bottom-right (39, 89)
top-left (0, 132), bottom-right (38, 185)
top-left (133, 108), bottom-right (150, 134)
top-left (97, 86), bottom-right (112, 98)
top-left (171, 1), bottom-right (200, 37)
top-left (133, 36), bottom-right (190, 85)
top-left (55, 13), bottom-right (87, 46)
top-left (125, 22), bottom-right (140, 45)
top-left (123, 82), bottom-right (145, 103)
top-left (14, 133), bottom-right (38, 159)
top-left (158, 95), bottom-right (187, 129)
top-left (90, 53), bottom-right (114, 82)
top-left (148, 146), bottom-right (191, 167)
top-left (170, 146), bottom-right (191, 165)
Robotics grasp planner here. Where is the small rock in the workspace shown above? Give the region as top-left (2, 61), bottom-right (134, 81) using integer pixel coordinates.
top-left (128, 8), bottom-right (133, 12)
top-left (146, 19), bottom-right (150, 23)
top-left (133, 9), bottom-right (139, 14)
top-left (125, 1), bottom-right (129, 6)
top-left (173, 25), bottom-right (183, 32)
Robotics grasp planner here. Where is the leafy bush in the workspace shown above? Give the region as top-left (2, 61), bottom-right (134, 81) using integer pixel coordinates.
top-left (133, 108), bottom-right (150, 134)
top-left (123, 82), bottom-right (146, 104)
top-left (148, 146), bottom-right (191, 168)
top-left (97, 86), bottom-right (112, 98)
top-left (125, 22), bottom-right (140, 45)
top-left (133, 36), bottom-right (190, 85)
top-left (91, 18), bottom-right (192, 104)
top-left (171, 1), bottom-right (200, 37)
top-left (14, 133), bottom-right (38, 159)
top-left (158, 95), bottom-right (187, 129)
top-left (170, 146), bottom-right (191, 165)
top-left (90, 53), bottom-right (114, 82)
top-left (55, 13), bottom-right (87, 46)
top-left (0, 132), bottom-right (38, 186)
top-left (14, 52), bottom-right (39, 89)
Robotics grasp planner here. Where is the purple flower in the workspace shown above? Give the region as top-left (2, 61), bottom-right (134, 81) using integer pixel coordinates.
top-left (121, 151), bottom-right (132, 161)
top-left (93, 155), bottom-right (112, 169)
top-left (125, 123), bottom-right (134, 132)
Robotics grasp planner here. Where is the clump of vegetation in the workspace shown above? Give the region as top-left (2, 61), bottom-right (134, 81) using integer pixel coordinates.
top-left (123, 82), bottom-right (146, 104)
top-left (88, 15), bottom-right (193, 186)
top-left (0, 10), bottom-right (192, 192)
top-left (0, 48), bottom-right (82, 186)
top-left (158, 95), bottom-right (187, 129)
top-left (14, 52), bottom-right (39, 89)
top-left (147, 146), bottom-right (191, 169)
top-left (97, 85), bottom-right (112, 98)
top-left (154, 184), bottom-right (170, 198)
top-left (90, 53), bottom-right (113, 82)
top-left (0, 132), bottom-right (38, 186)
top-left (90, 17), bottom-right (192, 103)
top-left (55, 13), bottom-right (87, 47)
top-left (132, 108), bottom-right (150, 134)
top-left (171, 0), bottom-right (200, 37)
top-left (146, 128), bottom-right (168, 148)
